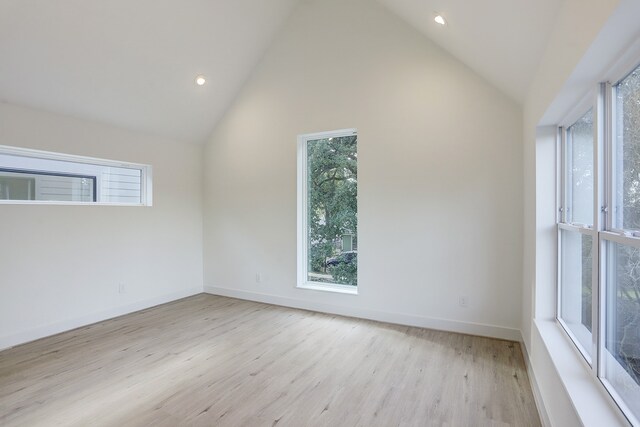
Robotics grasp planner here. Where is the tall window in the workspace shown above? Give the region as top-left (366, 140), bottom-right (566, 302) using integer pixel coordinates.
top-left (559, 109), bottom-right (595, 360)
top-left (558, 64), bottom-right (640, 425)
top-left (297, 129), bottom-right (357, 293)
top-left (603, 66), bottom-right (640, 421)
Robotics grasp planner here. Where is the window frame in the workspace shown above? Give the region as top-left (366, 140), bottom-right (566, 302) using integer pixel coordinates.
top-left (557, 65), bottom-right (640, 426)
top-left (557, 224), bottom-right (596, 364)
top-left (0, 144), bottom-right (153, 206)
top-left (557, 95), bottom-right (598, 366)
top-left (296, 128), bottom-right (358, 295)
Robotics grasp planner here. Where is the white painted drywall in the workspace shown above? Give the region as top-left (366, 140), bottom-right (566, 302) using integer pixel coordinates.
top-left (0, 102), bottom-right (204, 349)
top-left (203, 0), bottom-right (523, 340)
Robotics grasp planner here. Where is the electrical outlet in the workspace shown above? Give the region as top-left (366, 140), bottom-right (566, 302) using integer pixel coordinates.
top-left (119, 283), bottom-right (126, 294)
top-left (459, 296), bottom-right (468, 308)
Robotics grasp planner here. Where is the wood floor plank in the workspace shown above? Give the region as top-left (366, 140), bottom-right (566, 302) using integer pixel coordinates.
top-left (0, 294), bottom-right (541, 426)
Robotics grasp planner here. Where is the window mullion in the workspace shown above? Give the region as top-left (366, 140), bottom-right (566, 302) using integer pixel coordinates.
top-left (594, 82), bottom-right (610, 377)
top-left (559, 127), bottom-right (566, 224)
top-left (605, 83), bottom-right (615, 232)
top-left (557, 127), bottom-right (565, 320)
top-left (566, 127), bottom-right (573, 224)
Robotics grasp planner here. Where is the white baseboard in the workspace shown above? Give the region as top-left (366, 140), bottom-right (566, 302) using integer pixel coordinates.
top-left (0, 287), bottom-right (202, 351)
top-left (520, 334), bottom-right (552, 427)
top-left (204, 285), bottom-right (521, 341)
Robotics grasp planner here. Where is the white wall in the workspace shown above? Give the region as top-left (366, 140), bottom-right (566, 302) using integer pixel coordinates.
top-left (0, 102), bottom-right (204, 349)
top-left (203, 0), bottom-right (523, 340)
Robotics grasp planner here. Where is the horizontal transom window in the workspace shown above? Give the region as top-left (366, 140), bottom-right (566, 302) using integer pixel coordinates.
top-left (0, 145), bottom-right (152, 206)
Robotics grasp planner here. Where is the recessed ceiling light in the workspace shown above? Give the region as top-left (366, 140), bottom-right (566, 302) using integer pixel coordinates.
top-left (195, 75), bottom-right (206, 86)
top-left (434, 15), bottom-right (446, 26)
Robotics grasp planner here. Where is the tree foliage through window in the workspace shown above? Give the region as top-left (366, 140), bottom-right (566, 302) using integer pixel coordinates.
top-left (306, 134), bottom-right (357, 286)
top-left (611, 66), bottom-right (640, 386)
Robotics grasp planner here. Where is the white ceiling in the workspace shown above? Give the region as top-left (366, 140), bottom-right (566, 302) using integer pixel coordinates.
top-left (376, 0), bottom-right (564, 104)
top-left (0, 0), bottom-right (298, 143)
top-left (0, 0), bottom-right (563, 144)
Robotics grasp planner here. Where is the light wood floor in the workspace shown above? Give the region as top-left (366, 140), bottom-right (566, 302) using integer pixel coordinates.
top-left (0, 294), bottom-right (540, 426)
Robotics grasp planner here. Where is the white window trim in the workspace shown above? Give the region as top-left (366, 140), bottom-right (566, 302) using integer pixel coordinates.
top-left (296, 128), bottom-right (358, 295)
top-left (0, 144), bottom-right (152, 206)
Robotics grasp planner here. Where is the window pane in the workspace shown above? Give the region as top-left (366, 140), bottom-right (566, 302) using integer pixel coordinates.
top-left (306, 135), bottom-right (357, 286)
top-left (0, 170), bottom-right (95, 202)
top-left (559, 229), bottom-right (593, 358)
top-left (100, 167), bottom-right (142, 204)
top-left (615, 66), bottom-right (640, 231)
top-left (604, 240), bottom-right (640, 420)
top-left (567, 109), bottom-right (594, 225)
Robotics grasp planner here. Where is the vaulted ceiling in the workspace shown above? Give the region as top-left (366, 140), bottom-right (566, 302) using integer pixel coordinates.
top-left (0, 0), bottom-right (563, 144)
top-left (0, 0), bottom-right (299, 143)
top-left (376, 0), bottom-right (563, 103)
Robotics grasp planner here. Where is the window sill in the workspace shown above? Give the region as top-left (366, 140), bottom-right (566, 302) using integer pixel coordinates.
top-left (0, 200), bottom-right (149, 207)
top-left (557, 318), bottom-right (593, 365)
top-left (534, 319), bottom-right (632, 426)
top-left (297, 282), bottom-right (358, 295)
